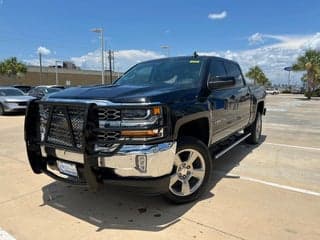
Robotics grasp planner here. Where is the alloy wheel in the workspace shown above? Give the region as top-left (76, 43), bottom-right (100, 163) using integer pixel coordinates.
top-left (169, 149), bottom-right (206, 197)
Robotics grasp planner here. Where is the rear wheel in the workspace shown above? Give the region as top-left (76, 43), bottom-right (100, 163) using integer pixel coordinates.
top-left (0, 104), bottom-right (4, 116)
top-left (164, 136), bottom-right (212, 204)
top-left (246, 112), bottom-right (262, 144)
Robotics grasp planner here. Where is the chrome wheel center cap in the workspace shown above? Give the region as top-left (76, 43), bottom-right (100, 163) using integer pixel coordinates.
top-left (180, 167), bottom-right (188, 176)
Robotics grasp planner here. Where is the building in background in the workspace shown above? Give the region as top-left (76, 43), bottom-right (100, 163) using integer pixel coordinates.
top-left (0, 62), bottom-right (120, 86)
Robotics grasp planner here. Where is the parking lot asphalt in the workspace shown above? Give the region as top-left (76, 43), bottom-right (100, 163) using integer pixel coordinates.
top-left (0, 94), bottom-right (319, 240)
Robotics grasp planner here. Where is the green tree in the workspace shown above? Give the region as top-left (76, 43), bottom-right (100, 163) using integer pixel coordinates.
top-left (0, 57), bottom-right (27, 79)
top-left (245, 66), bottom-right (270, 86)
top-left (292, 49), bottom-right (320, 99)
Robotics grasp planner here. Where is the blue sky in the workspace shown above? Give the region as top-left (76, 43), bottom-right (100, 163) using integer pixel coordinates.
top-left (1, 0), bottom-right (320, 84)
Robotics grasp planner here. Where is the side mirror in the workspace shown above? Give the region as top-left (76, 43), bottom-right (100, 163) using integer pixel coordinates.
top-left (207, 76), bottom-right (236, 90)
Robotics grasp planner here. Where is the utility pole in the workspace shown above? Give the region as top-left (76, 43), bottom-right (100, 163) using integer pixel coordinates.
top-left (112, 51), bottom-right (115, 76)
top-left (55, 60), bottom-right (62, 85)
top-left (108, 50), bottom-right (112, 83)
top-left (284, 66), bottom-right (292, 90)
top-left (39, 53), bottom-right (42, 84)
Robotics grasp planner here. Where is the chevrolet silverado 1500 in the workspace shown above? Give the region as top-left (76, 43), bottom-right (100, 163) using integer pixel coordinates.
top-left (25, 55), bottom-right (266, 203)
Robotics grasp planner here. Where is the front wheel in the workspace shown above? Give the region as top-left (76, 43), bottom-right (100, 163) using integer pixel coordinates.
top-left (164, 136), bottom-right (213, 204)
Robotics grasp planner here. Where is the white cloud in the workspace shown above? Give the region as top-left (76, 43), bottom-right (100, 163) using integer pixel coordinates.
top-left (248, 33), bottom-right (264, 45)
top-left (37, 46), bottom-right (51, 55)
top-left (302, 32), bottom-right (320, 50)
top-left (208, 11), bottom-right (227, 20)
top-left (71, 49), bottom-right (165, 72)
top-left (24, 33), bottom-right (320, 86)
top-left (24, 58), bottom-right (57, 66)
top-left (247, 33), bottom-right (316, 49)
top-left (201, 33), bottom-right (320, 85)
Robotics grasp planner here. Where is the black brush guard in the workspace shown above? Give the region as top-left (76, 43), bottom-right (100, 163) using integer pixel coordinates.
top-left (25, 100), bottom-right (101, 190)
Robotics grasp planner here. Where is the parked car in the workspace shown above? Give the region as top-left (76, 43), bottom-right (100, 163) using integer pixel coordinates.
top-left (25, 55), bottom-right (266, 203)
top-left (0, 87), bottom-right (35, 115)
top-left (28, 86), bottom-right (62, 99)
top-left (40, 85), bottom-right (66, 89)
top-left (12, 85), bottom-right (33, 93)
top-left (266, 88), bottom-right (280, 95)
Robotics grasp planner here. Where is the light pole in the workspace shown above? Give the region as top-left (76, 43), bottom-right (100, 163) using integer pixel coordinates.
top-left (91, 28), bottom-right (105, 84)
top-left (39, 52), bottom-right (42, 84)
top-left (160, 45), bottom-right (170, 57)
top-left (55, 60), bottom-right (63, 85)
top-left (284, 66), bottom-right (292, 90)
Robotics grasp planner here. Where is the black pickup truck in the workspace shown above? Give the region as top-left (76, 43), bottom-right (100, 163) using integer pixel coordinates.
top-left (25, 55), bottom-right (266, 203)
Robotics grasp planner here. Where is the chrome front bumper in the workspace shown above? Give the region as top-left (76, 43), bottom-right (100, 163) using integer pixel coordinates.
top-left (41, 142), bottom-right (177, 178)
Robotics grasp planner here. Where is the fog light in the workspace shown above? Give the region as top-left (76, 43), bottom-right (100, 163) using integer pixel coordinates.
top-left (135, 155), bottom-right (147, 172)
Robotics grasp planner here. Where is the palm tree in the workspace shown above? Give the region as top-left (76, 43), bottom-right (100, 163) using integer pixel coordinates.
top-left (292, 50), bottom-right (320, 99)
top-left (0, 57), bottom-right (27, 80)
top-left (245, 66), bottom-right (270, 86)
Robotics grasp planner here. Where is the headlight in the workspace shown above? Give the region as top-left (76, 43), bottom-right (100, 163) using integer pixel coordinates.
top-left (98, 106), bottom-right (164, 133)
top-left (122, 109), bottom-right (150, 120)
top-left (121, 106), bottom-right (161, 120)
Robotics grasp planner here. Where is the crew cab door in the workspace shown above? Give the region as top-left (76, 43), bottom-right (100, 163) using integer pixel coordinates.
top-left (207, 60), bottom-right (238, 143)
top-left (224, 62), bottom-right (251, 130)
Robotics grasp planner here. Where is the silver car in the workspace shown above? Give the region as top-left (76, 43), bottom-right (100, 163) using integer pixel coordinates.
top-left (0, 87), bottom-right (35, 115)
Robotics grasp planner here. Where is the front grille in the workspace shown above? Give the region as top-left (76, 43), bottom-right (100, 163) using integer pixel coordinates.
top-left (97, 131), bottom-right (121, 141)
top-left (98, 108), bottom-right (121, 121)
top-left (94, 130), bottom-right (122, 153)
top-left (40, 104), bottom-right (86, 149)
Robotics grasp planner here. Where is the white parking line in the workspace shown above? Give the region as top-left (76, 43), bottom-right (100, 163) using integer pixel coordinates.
top-left (264, 142), bottom-right (320, 152)
top-left (239, 176), bottom-right (320, 197)
top-left (0, 228), bottom-right (16, 240)
top-left (214, 170), bottom-right (320, 197)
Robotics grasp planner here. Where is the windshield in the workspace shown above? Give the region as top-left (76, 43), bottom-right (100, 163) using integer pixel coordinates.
top-left (116, 58), bottom-right (205, 88)
top-left (0, 88), bottom-right (25, 96)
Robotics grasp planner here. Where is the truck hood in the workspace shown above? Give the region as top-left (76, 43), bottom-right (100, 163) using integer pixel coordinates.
top-left (48, 84), bottom-right (200, 104)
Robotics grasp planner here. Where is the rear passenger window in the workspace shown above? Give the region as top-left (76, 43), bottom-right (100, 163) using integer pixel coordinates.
top-left (209, 60), bottom-right (227, 78)
top-left (225, 62), bottom-right (244, 86)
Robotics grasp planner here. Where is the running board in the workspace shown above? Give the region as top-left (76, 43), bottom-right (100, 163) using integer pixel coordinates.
top-left (214, 133), bottom-right (251, 159)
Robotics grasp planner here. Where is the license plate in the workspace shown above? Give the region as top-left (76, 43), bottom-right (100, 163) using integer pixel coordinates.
top-left (57, 160), bottom-right (78, 177)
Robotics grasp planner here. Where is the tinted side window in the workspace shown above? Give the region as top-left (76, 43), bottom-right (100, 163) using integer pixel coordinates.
top-left (209, 60), bottom-right (227, 78)
top-left (225, 62), bottom-right (244, 86)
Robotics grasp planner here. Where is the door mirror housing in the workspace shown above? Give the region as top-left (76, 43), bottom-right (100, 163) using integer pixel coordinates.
top-left (207, 76), bottom-right (236, 90)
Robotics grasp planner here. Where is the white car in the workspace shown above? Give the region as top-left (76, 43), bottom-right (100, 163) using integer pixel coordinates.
top-left (0, 87), bottom-right (35, 115)
top-left (266, 88), bottom-right (280, 95)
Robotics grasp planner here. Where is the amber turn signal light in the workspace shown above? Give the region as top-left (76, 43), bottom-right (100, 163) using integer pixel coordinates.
top-left (152, 106), bottom-right (161, 115)
top-left (121, 129), bottom-right (159, 137)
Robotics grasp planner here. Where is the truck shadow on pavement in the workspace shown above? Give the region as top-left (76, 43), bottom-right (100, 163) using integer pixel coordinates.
top-left (40, 135), bottom-right (266, 232)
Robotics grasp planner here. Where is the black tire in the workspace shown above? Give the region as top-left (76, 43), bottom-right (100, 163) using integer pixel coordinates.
top-left (163, 136), bottom-right (213, 204)
top-left (0, 104), bottom-right (4, 116)
top-left (246, 112), bottom-right (262, 144)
